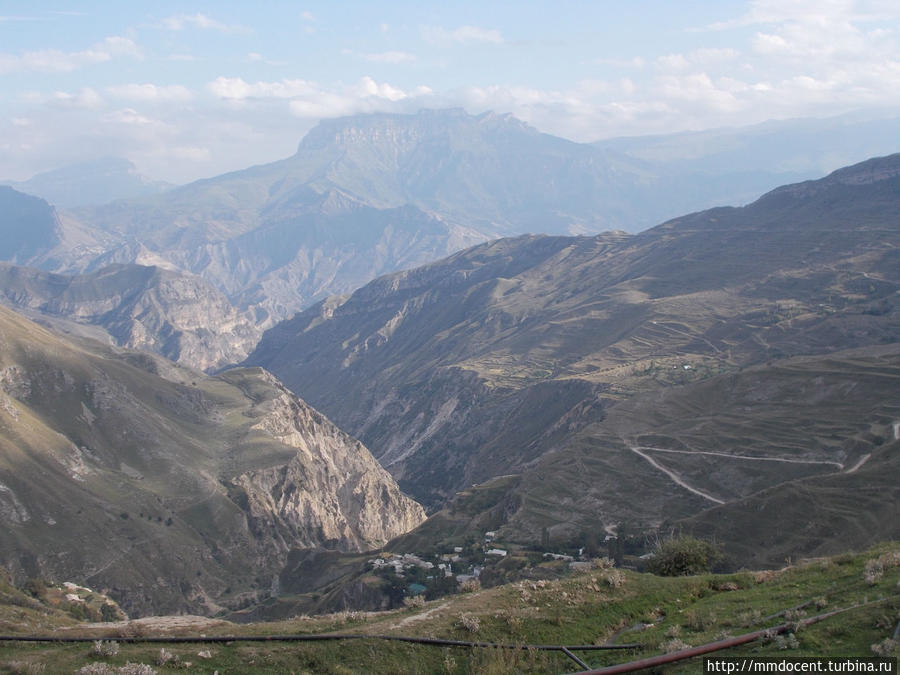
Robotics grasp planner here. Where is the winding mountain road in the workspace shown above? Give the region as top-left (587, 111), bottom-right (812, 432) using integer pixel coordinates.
top-left (628, 443), bottom-right (845, 506)
top-left (628, 446), bottom-right (725, 504)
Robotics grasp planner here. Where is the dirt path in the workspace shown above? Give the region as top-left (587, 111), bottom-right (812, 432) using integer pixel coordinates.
top-left (844, 453), bottom-right (871, 474)
top-left (634, 446), bottom-right (844, 469)
top-left (68, 615), bottom-right (229, 633)
top-left (391, 602), bottom-right (450, 630)
top-left (629, 446), bottom-right (725, 504)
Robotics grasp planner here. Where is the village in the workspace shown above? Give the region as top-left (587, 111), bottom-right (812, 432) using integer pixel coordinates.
top-left (365, 529), bottom-right (639, 600)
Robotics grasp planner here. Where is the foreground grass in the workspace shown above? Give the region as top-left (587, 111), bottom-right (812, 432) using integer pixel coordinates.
top-left (1, 543), bottom-right (898, 673)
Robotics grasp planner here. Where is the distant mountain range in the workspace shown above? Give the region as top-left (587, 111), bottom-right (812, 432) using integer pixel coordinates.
top-left (1, 157), bottom-right (173, 208)
top-left (246, 154), bottom-right (900, 561)
top-left (9, 108), bottom-right (896, 325)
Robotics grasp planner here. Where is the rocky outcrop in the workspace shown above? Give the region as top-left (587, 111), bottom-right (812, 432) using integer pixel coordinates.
top-left (224, 371), bottom-right (425, 552)
top-left (0, 262), bottom-right (260, 372)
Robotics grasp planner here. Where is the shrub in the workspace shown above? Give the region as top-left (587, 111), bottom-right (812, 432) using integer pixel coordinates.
top-left (118, 665), bottom-right (157, 675)
top-left (647, 536), bottom-right (722, 577)
top-left (155, 648), bottom-right (175, 666)
top-left (864, 560), bottom-right (883, 585)
top-left (23, 578), bottom-right (47, 598)
top-left (774, 633), bottom-right (800, 650)
top-left (602, 570), bottom-right (626, 588)
top-left (92, 641), bottom-right (119, 658)
top-left (459, 578), bottom-right (481, 593)
top-left (871, 638), bottom-right (897, 657)
top-left (100, 603), bottom-right (119, 622)
top-left (77, 664), bottom-right (116, 675)
top-left (457, 613), bottom-right (480, 633)
top-left (659, 638), bottom-right (690, 652)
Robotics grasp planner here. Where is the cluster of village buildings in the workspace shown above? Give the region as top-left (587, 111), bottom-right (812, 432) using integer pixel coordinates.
top-left (366, 530), bottom-right (598, 593)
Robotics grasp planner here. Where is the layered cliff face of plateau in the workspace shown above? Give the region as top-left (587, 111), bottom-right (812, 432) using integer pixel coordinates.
top-left (0, 304), bottom-right (424, 616)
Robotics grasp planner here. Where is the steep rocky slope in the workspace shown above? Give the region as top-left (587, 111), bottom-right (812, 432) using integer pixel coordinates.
top-left (0, 305), bottom-right (424, 616)
top-left (0, 187), bottom-right (62, 263)
top-left (0, 262), bottom-right (260, 372)
top-left (246, 155), bottom-right (900, 539)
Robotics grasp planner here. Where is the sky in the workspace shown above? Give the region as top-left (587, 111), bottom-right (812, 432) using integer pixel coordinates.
top-left (2, 0), bottom-right (900, 184)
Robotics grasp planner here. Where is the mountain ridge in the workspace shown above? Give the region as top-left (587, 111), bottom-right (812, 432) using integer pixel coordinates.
top-left (245, 153), bottom-right (900, 542)
top-left (21, 108), bottom-right (892, 324)
top-left (2, 157), bottom-right (173, 208)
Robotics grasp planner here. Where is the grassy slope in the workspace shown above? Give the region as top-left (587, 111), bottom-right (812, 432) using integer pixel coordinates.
top-left (0, 544), bottom-right (897, 673)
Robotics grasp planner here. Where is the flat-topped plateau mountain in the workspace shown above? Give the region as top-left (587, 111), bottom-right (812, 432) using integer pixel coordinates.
top-left (246, 154), bottom-right (900, 557)
top-left (14, 109), bottom-right (896, 326)
top-left (0, 304), bottom-right (424, 616)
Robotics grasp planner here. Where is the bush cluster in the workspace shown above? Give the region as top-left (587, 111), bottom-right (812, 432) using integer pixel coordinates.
top-left (647, 536), bottom-right (722, 577)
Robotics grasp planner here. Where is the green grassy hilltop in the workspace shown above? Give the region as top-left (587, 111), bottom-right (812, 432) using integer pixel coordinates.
top-left (1, 543), bottom-right (897, 674)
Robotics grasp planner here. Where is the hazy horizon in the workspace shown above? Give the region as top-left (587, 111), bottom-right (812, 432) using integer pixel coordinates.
top-left (2, 0), bottom-right (900, 184)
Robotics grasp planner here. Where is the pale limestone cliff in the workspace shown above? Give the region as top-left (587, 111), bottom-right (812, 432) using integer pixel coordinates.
top-left (0, 263), bottom-right (260, 371)
top-left (227, 371), bottom-right (425, 553)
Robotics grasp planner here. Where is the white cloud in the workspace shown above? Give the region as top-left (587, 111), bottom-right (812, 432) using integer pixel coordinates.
top-left (595, 56), bottom-right (646, 68)
top-left (423, 25), bottom-right (504, 45)
top-left (657, 48), bottom-right (739, 71)
top-left (657, 53), bottom-right (690, 71)
top-left (162, 13), bottom-right (249, 34)
top-left (0, 36), bottom-right (141, 74)
top-left (707, 0), bottom-right (900, 29)
top-left (22, 88), bottom-right (105, 109)
top-left (364, 51), bottom-right (417, 64)
top-left (357, 76), bottom-right (407, 101)
top-left (103, 108), bottom-right (163, 126)
top-left (287, 77), bottom-right (431, 119)
top-left (691, 48), bottom-right (741, 64)
top-left (247, 52), bottom-right (287, 66)
top-left (657, 73), bottom-right (743, 112)
top-left (208, 77), bottom-right (316, 100)
top-left (107, 84), bottom-right (193, 102)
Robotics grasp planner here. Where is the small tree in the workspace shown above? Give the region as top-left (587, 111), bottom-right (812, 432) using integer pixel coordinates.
top-left (647, 536), bottom-right (722, 576)
top-left (100, 603), bottom-right (119, 622)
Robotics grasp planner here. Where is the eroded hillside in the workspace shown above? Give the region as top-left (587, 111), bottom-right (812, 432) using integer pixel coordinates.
top-left (0, 305), bottom-right (424, 616)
